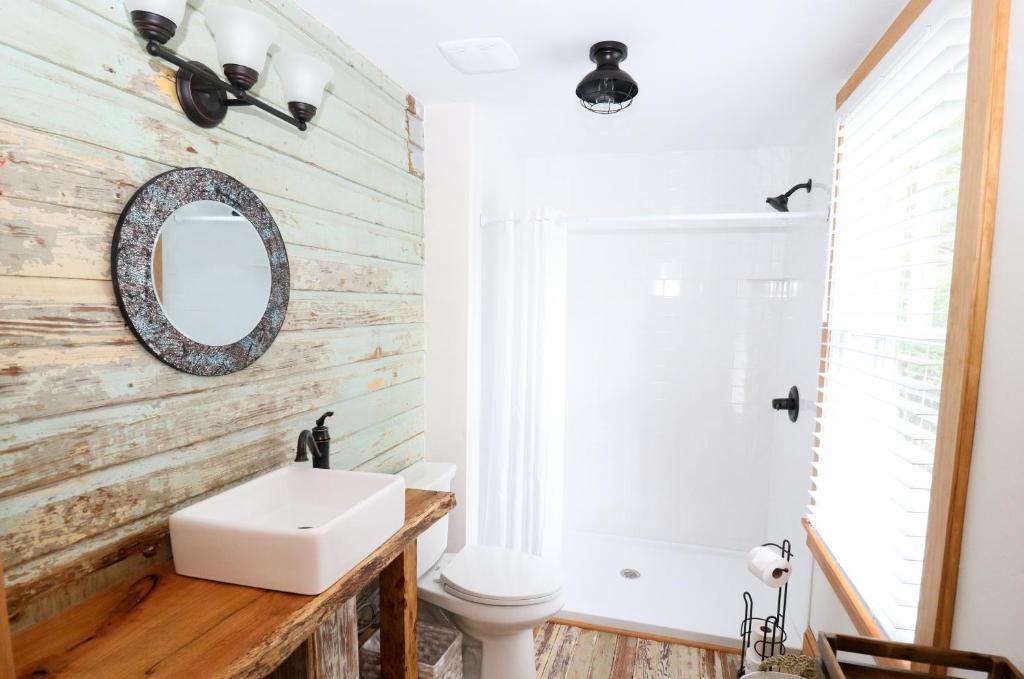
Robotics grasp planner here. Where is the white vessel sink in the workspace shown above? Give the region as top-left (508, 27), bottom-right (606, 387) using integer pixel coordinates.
top-left (170, 466), bottom-right (406, 595)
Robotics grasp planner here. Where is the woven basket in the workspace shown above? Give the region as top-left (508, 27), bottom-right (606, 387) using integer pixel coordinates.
top-left (360, 620), bottom-right (463, 679)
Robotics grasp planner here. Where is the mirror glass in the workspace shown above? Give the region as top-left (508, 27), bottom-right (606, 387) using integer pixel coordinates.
top-left (152, 200), bottom-right (272, 346)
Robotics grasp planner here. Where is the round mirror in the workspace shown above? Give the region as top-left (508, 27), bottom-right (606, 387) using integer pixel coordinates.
top-left (153, 200), bottom-right (272, 346)
top-left (112, 168), bottom-right (289, 376)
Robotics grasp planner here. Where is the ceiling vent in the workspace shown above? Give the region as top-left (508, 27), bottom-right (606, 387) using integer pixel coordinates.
top-left (438, 38), bottom-right (520, 74)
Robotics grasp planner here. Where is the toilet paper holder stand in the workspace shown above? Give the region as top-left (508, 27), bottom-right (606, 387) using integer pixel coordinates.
top-left (739, 539), bottom-right (793, 676)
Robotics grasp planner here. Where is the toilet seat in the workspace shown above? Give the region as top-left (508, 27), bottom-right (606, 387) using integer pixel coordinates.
top-left (440, 545), bottom-right (563, 607)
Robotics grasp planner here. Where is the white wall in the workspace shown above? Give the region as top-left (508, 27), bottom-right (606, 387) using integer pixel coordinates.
top-left (950, 3), bottom-right (1024, 667)
top-left (564, 224), bottom-right (816, 551)
top-left (808, 7), bottom-right (1024, 668)
top-left (808, 562), bottom-right (862, 638)
top-left (423, 102), bottom-right (480, 551)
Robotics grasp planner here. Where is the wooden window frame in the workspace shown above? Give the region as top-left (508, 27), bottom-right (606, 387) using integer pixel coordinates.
top-left (806, 0), bottom-right (1010, 650)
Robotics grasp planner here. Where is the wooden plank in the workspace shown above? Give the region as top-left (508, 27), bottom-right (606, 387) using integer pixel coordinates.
top-left (0, 278), bottom-right (422, 349)
top-left (717, 649), bottom-right (740, 679)
top-left (565, 628), bottom-right (599, 679)
top-left (611, 634), bottom-right (639, 677)
top-left (545, 624), bottom-right (581, 679)
top-left (536, 624), bottom-right (743, 679)
top-left (329, 408), bottom-right (424, 470)
top-left (6, 526), bottom-right (174, 634)
top-left (268, 598), bottom-right (359, 679)
top-left (379, 544), bottom-right (418, 679)
top-left (12, 490), bottom-right (454, 679)
top-left (4, 0), bottom-right (422, 204)
top-left (0, 381), bottom-right (424, 573)
top-left (0, 121), bottom-right (424, 253)
top-left (699, 649), bottom-right (721, 679)
top-left (535, 622), bottom-right (566, 678)
top-left (835, 1), bottom-right (932, 109)
top-left (829, 633), bottom-right (1002, 672)
top-left (634, 638), bottom-right (672, 679)
top-left (0, 195), bottom-right (422, 280)
top-left (804, 627), bottom-right (817, 657)
top-left (0, 197), bottom-right (422, 291)
top-left (588, 630), bottom-right (620, 678)
top-left (916, 0), bottom-right (1010, 651)
top-left (285, 292), bottom-right (423, 333)
top-left (289, 246), bottom-right (422, 295)
top-left (354, 432), bottom-right (426, 474)
top-left (549, 617), bottom-right (741, 654)
top-left (669, 644), bottom-right (703, 679)
top-left (803, 519), bottom-right (887, 639)
top-left (0, 44), bottom-right (422, 232)
top-left (0, 324), bottom-right (422, 424)
top-left (0, 559), bottom-right (14, 679)
top-left (0, 278), bottom-right (129, 349)
top-left (0, 360), bottom-right (423, 498)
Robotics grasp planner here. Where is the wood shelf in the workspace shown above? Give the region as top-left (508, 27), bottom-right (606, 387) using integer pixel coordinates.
top-left (11, 489), bottom-right (455, 679)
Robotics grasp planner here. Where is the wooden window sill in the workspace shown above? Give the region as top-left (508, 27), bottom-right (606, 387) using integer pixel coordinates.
top-left (804, 519), bottom-right (914, 670)
top-left (802, 517), bottom-right (887, 640)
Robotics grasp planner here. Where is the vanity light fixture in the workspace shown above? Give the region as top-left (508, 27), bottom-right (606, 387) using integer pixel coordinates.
top-left (123, 1), bottom-right (332, 131)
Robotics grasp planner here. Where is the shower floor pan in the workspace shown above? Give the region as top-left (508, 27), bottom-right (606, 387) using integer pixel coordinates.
top-left (559, 530), bottom-right (753, 649)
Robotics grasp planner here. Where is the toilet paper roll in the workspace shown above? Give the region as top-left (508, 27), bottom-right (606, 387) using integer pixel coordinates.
top-left (746, 546), bottom-right (792, 587)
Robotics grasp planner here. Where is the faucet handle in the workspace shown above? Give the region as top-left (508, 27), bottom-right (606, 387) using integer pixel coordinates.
top-left (315, 411), bottom-right (334, 427)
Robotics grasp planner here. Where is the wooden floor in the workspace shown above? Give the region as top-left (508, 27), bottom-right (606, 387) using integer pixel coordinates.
top-left (535, 623), bottom-right (742, 679)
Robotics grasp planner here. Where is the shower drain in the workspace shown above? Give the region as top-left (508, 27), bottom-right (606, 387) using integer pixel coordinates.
top-left (619, 568), bottom-right (641, 580)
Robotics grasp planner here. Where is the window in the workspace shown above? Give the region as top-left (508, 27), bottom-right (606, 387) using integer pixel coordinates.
top-left (809, 0), bottom-right (972, 643)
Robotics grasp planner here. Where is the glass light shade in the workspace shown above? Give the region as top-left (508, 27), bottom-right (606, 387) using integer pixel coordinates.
top-left (205, 4), bottom-right (278, 73)
top-left (273, 50), bottom-right (333, 108)
top-left (124, 0), bottom-right (186, 25)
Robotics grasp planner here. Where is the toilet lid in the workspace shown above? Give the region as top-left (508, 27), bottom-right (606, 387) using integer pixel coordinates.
top-left (440, 545), bottom-right (563, 606)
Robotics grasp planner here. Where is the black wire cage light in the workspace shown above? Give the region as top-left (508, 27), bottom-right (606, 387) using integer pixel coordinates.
top-left (575, 41), bottom-right (639, 114)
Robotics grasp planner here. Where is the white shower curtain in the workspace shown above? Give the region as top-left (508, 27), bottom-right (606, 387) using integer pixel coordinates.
top-left (478, 208), bottom-right (567, 560)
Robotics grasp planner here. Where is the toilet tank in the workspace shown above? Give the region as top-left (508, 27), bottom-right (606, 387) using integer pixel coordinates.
top-left (396, 462), bottom-right (456, 578)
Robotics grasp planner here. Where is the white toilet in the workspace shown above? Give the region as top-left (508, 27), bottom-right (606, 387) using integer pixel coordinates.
top-left (397, 462), bottom-right (564, 679)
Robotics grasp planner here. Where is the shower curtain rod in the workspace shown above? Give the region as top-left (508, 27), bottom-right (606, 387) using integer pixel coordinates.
top-left (478, 210), bottom-right (827, 228)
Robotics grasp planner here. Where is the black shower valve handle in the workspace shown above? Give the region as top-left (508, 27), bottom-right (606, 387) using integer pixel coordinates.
top-left (772, 386), bottom-right (800, 423)
top-left (772, 397), bottom-right (797, 411)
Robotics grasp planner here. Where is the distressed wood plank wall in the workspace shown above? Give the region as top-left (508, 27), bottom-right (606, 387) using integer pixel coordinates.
top-left (0, 0), bottom-right (426, 632)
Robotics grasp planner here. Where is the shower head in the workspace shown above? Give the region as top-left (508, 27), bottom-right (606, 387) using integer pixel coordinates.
top-left (766, 179), bottom-right (813, 212)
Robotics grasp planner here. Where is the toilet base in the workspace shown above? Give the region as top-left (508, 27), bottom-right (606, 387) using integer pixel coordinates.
top-left (449, 614), bottom-right (537, 679)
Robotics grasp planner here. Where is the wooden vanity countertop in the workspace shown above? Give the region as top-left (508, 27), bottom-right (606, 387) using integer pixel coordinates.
top-left (10, 488), bottom-right (455, 679)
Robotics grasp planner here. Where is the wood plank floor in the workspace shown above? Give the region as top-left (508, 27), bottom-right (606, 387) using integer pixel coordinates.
top-left (535, 623), bottom-right (742, 679)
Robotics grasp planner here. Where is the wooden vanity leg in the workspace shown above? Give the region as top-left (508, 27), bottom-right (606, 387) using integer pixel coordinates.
top-left (267, 597), bottom-right (359, 679)
top-left (379, 543), bottom-right (418, 679)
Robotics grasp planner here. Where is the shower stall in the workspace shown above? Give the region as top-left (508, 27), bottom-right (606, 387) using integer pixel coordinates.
top-left (476, 150), bottom-right (833, 648)
top-left (557, 213), bottom-right (826, 646)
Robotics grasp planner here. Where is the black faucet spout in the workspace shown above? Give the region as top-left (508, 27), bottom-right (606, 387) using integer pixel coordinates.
top-left (295, 430), bottom-right (330, 469)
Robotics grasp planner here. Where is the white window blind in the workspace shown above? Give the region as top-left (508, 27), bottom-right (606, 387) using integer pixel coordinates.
top-left (808, 0), bottom-right (970, 643)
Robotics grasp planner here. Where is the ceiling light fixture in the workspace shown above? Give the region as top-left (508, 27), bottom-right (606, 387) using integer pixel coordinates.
top-left (575, 41), bottom-right (638, 114)
top-left (123, 1), bottom-right (332, 131)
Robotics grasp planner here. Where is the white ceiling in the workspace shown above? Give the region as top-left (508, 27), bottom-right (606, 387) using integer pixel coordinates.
top-left (296, 0), bottom-right (905, 155)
